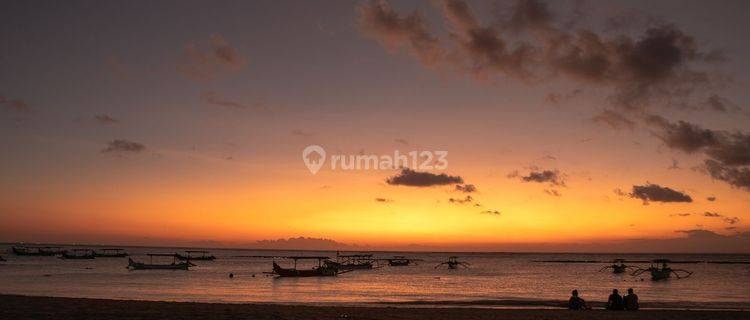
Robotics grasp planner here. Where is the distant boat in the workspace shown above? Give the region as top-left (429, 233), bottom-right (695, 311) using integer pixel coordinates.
top-left (175, 250), bottom-right (216, 261)
top-left (435, 256), bottom-right (470, 269)
top-left (60, 249), bottom-right (95, 260)
top-left (387, 256), bottom-right (412, 266)
top-left (127, 254), bottom-right (192, 270)
top-left (631, 259), bottom-right (693, 280)
top-left (600, 259), bottom-right (632, 274)
top-left (326, 253), bottom-right (373, 270)
top-left (271, 256), bottom-right (338, 277)
top-left (12, 246), bottom-right (64, 256)
top-left (94, 248), bottom-right (128, 258)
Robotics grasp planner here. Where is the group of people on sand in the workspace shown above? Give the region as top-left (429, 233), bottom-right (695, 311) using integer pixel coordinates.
top-left (568, 288), bottom-right (639, 310)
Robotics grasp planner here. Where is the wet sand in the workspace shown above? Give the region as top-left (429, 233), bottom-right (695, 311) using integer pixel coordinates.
top-left (1, 295), bottom-right (749, 320)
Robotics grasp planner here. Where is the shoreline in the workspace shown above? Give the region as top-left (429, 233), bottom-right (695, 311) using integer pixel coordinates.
top-left (1, 295), bottom-right (749, 320)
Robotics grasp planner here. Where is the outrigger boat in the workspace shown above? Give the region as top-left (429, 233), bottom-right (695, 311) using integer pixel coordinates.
top-left (94, 248), bottom-right (128, 258)
top-left (326, 253), bottom-right (374, 270)
top-left (600, 259), bottom-right (633, 274)
top-left (60, 249), bottom-right (96, 260)
top-left (631, 259), bottom-right (693, 280)
top-left (270, 256), bottom-right (339, 277)
top-left (175, 250), bottom-right (216, 261)
top-left (127, 254), bottom-right (193, 270)
top-left (12, 246), bottom-right (64, 256)
top-left (435, 256), bottom-right (470, 269)
top-left (386, 256), bottom-right (414, 266)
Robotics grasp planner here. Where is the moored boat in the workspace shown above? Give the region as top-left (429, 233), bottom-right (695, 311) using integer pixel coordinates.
top-left (12, 246), bottom-right (64, 256)
top-left (271, 256), bottom-right (338, 277)
top-left (60, 249), bottom-right (96, 260)
top-left (94, 248), bottom-right (128, 258)
top-left (175, 250), bottom-right (216, 261)
top-left (127, 254), bottom-right (192, 270)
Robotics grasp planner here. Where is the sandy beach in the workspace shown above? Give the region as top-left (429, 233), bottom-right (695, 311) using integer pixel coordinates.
top-left (1, 294), bottom-right (748, 320)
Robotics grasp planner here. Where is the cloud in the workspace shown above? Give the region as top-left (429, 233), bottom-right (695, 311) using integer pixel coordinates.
top-left (177, 34), bottom-right (245, 81)
top-left (357, 0), bottom-right (442, 67)
top-left (102, 139), bottom-right (146, 153)
top-left (704, 94), bottom-right (740, 113)
top-left (516, 168), bottom-right (566, 186)
top-left (374, 197), bottom-right (393, 203)
top-left (669, 213), bottom-right (691, 217)
top-left (544, 189), bottom-right (561, 197)
top-left (706, 196), bottom-right (716, 202)
top-left (449, 195), bottom-right (473, 204)
top-left (394, 138), bottom-right (410, 146)
top-left (591, 109), bottom-right (635, 130)
top-left (93, 114), bottom-right (118, 124)
top-left (703, 211), bottom-right (740, 225)
top-left (200, 91), bottom-right (253, 109)
top-left (359, 0), bottom-right (720, 114)
top-left (480, 210), bottom-right (501, 215)
top-left (628, 183), bottom-right (692, 204)
top-left (0, 95), bottom-right (29, 111)
top-left (386, 168), bottom-right (463, 186)
top-left (647, 116), bottom-right (750, 191)
top-left (455, 184), bottom-right (477, 193)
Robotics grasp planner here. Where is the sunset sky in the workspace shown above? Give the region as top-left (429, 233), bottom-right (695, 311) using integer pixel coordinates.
top-left (1, 0), bottom-right (749, 252)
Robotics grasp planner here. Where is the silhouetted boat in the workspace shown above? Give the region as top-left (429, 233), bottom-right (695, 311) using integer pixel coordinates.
top-left (631, 259), bottom-right (693, 280)
top-left (435, 256), bottom-right (470, 269)
top-left (12, 246), bottom-right (64, 256)
top-left (271, 256), bottom-right (338, 277)
top-left (326, 253), bottom-right (373, 270)
top-left (600, 259), bottom-right (633, 274)
top-left (175, 250), bottom-right (216, 261)
top-left (94, 248), bottom-right (128, 258)
top-left (127, 254), bottom-right (192, 270)
top-left (387, 256), bottom-right (412, 266)
top-left (60, 249), bottom-right (95, 260)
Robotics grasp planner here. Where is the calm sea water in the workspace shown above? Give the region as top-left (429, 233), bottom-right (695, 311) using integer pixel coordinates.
top-left (1, 244), bottom-right (749, 308)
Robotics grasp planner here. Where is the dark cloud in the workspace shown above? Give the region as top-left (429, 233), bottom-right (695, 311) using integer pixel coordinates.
top-left (591, 109), bottom-right (635, 130)
top-left (703, 211), bottom-right (740, 225)
top-left (455, 184), bottom-right (477, 193)
top-left (102, 139), bottom-right (146, 153)
top-left (613, 188), bottom-right (627, 197)
top-left (449, 195), bottom-right (473, 204)
top-left (545, 89), bottom-right (582, 104)
top-left (358, 0), bottom-right (442, 66)
top-left (0, 95), bottom-right (29, 111)
top-left (177, 34), bottom-right (245, 81)
top-left (647, 116), bottom-right (750, 191)
top-left (544, 189), bottom-right (561, 197)
top-left (480, 209), bottom-right (501, 215)
top-left (706, 196), bottom-right (716, 202)
top-left (94, 114), bottom-right (118, 124)
top-left (516, 168), bottom-right (565, 186)
top-left (629, 183), bottom-right (692, 204)
top-left (394, 138), bottom-right (410, 146)
top-left (201, 91), bottom-right (253, 109)
top-left (374, 197), bottom-right (393, 203)
top-left (386, 168), bottom-right (463, 187)
top-left (704, 94), bottom-right (740, 113)
top-left (360, 1), bottom-right (720, 116)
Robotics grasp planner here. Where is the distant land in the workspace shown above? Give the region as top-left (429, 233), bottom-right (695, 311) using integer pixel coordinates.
top-left (4, 229), bottom-right (750, 253)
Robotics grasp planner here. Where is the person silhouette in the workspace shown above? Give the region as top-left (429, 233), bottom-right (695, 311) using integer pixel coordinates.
top-left (606, 289), bottom-right (625, 310)
top-left (568, 289), bottom-right (589, 310)
top-left (624, 288), bottom-right (639, 310)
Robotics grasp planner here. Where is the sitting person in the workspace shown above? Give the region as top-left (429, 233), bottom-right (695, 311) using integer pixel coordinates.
top-left (606, 289), bottom-right (625, 310)
top-left (624, 288), bottom-right (639, 310)
top-left (568, 289), bottom-right (589, 310)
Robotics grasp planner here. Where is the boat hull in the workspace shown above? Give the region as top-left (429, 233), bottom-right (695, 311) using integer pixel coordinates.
top-left (12, 247), bottom-right (58, 256)
top-left (60, 252), bottom-right (95, 260)
top-left (272, 262), bottom-right (336, 277)
top-left (128, 258), bottom-right (190, 270)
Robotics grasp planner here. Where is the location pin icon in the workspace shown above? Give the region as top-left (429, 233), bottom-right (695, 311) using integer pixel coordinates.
top-left (302, 145), bottom-right (326, 175)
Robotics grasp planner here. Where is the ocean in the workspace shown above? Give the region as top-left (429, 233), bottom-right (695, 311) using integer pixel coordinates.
top-left (1, 244), bottom-right (749, 309)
